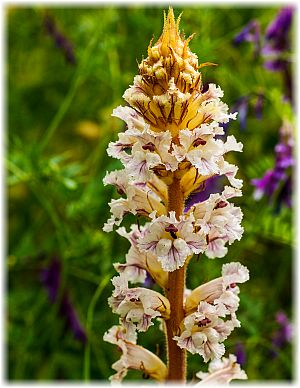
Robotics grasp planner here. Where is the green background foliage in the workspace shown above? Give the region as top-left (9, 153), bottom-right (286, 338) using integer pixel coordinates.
top-left (7, 5), bottom-right (294, 382)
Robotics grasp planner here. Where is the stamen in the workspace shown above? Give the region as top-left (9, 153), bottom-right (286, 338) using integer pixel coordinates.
top-left (197, 317), bottom-right (211, 327)
top-left (215, 200), bottom-right (228, 209)
top-left (165, 224), bottom-right (178, 233)
top-left (192, 138), bottom-right (207, 147)
top-left (142, 142), bottom-right (156, 151)
top-left (165, 224), bottom-right (178, 239)
top-left (117, 187), bottom-right (126, 195)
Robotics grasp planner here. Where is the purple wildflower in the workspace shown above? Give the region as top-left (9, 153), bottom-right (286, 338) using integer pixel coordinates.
top-left (40, 256), bottom-right (61, 303)
top-left (231, 96), bottom-right (249, 131)
top-left (235, 342), bottom-right (246, 366)
top-left (40, 257), bottom-right (86, 344)
top-left (185, 175), bottom-right (226, 211)
top-left (143, 272), bottom-right (155, 289)
top-left (262, 7), bottom-right (294, 102)
top-left (60, 292), bottom-right (87, 343)
top-left (270, 311), bottom-right (293, 358)
top-left (233, 20), bottom-right (261, 57)
top-left (43, 14), bottom-right (76, 65)
top-left (252, 121), bottom-right (294, 210)
top-left (254, 93), bottom-right (264, 120)
top-left (264, 7), bottom-right (293, 53)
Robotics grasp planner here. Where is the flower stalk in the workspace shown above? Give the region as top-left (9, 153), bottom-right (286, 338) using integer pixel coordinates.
top-left (103, 8), bottom-right (249, 384)
top-left (165, 177), bottom-right (186, 381)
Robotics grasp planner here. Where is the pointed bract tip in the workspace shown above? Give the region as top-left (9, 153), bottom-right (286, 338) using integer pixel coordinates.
top-left (160, 7), bottom-right (180, 55)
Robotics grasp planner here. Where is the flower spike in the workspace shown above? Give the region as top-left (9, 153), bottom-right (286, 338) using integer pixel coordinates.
top-left (103, 8), bottom-right (248, 383)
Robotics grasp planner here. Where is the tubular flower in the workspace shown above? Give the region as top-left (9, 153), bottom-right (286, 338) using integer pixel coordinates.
top-left (103, 8), bottom-right (248, 383)
top-left (196, 354), bottom-right (247, 384)
top-left (174, 263), bottom-right (249, 362)
top-left (104, 325), bottom-right (168, 382)
top-left (108, 275), bottom-right (170, 332)
top-left (138, 211), bottom-right (206, 271)
top-left (185, 262), bottom-right (250, 314)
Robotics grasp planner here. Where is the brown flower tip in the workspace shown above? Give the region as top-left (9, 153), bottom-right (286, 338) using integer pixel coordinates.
top-left (139, 7), bottom-right (200, 93)
top-left (123, 8), bottom-right (219, 137)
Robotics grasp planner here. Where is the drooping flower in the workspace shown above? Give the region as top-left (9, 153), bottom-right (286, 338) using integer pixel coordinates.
top-left (195, 354), bottom-right (247, 384)
top-left (104, 325), bottom-right (167, 382)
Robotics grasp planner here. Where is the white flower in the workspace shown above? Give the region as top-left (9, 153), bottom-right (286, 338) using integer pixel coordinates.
top-left (185, 261), bottom-right (249, 314)
top-left (191, 187), bottom-right (244, 259)
top-left (206, 234), bottom-right (229, 259)
top-left (103, 324), bottom-right (137, 346)
top-left (222, 135), bottom-right (243, 153)
top-left (116, 225), bottom-right (168, 288)
top-left (127, 182), bottom-right (167, 217)
top-left (174, 302), bottom-right (230, 362)
top-left (103, 169), bottom-right (130, 194)
top-left (172, 125), bottom-right (242, 179)
top-left (108, 275), bottom-right (170, 332)
top-left (106, 131), bottom-right (136, 163)
top-left (138, 211), bottom-right (206, 271)
top-left (103, 179), bottom-right (166, 232)
top-left (114, 246), bottom-right (148, 284)
top-left (222, 262), bottom-right (250, 289)
top-left (197, 94), bottom-right (238, 125)
top-left (173, 126), bottom-right (224, 176)
top-left (108, 337), bottom-right (168, 382)
top-left (127, 127), bottom-right (179, 172)
top-left (195, 354), bottom-right (247, 385)
top-left (112, 105), bottom-right (148, 131)
top-left (103, 198), bottom-right (131, 232)
top-left (125, 143), bottom-right (161, 181)
top-left (218, 160), bottom-right (243, 189)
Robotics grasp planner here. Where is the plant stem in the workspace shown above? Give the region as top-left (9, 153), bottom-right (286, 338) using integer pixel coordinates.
top-left (84, 274), bottom-right (111, 381)
top-left (165, 177), bottom-right (186, 383)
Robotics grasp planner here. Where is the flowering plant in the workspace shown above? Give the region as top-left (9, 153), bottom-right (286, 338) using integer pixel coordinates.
top-left (103, 8), bottom-right (249, 383)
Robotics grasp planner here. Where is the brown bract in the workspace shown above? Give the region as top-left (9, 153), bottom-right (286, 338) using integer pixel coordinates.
top-left (123, 8), bottom-right (217, 138)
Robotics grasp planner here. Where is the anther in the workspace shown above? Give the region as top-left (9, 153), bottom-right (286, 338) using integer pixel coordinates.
top-left (165, 224), bottom-right (178, 239)
top-left (215, 200), bottom-right (228, 209)
top-left (117, 187), bottom-right (126, 195)
top-left (193, 138), bottom-right (207, 147)
top-left (197, 317), bottom-right (211, 327)
top-left (142, 142), bottom-right (156, 151)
